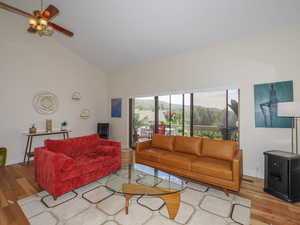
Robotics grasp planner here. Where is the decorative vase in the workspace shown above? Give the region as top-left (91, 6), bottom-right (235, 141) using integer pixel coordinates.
top-left (29, 127), bottom-right (37, 134)
top-left (46, 120), bottom-right (52, 132)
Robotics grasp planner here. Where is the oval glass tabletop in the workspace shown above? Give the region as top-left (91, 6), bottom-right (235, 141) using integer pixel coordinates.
top-left (105, 163), bottom-right (186, 196)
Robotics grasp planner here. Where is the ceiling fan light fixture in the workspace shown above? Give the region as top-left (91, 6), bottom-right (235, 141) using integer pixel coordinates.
top-left (36, 25), bottom-right (43, 31)
top-left (0, 1), bottom-right (74, 37)
top-left (29, 18), bottom-right (37, 26)
top-left (39, 18), bottom-right (48, 26)
top-left (44, 28), bottom-right (54, 36)
top-left (37, 27), bottom-right (53, 36)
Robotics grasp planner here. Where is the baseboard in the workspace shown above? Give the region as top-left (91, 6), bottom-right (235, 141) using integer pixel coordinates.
top-left (243, 169), bottom-right (264, 179)
top-left (6, 159), bottom-right (23, 166)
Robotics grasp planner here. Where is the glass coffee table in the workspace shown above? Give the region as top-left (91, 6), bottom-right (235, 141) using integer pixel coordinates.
top-left (105, 163), bottom-right (186, 219)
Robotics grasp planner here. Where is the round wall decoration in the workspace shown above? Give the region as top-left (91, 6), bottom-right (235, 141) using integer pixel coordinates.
top-left (33, 91), bottom-right (59, 115)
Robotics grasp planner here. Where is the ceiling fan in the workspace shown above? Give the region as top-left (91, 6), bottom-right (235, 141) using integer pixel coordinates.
top-left (0, 0), bottom-right (74, 37)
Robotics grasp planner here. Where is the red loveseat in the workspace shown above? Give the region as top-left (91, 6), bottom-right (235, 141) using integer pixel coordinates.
top-left (35, 134), bottom-right (121, 198)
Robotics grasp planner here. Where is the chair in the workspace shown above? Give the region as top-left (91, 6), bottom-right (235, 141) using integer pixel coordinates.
top-left (0, 147), bottom-right (7, 167)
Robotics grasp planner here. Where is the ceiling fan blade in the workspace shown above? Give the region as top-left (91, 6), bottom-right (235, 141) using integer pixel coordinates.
top-left (27, 27), bottom-right (37, 33)
top-left (0, 1), bottom-right (34, 18)
top-left (48, 22), bottom-right (74, 37)
top-left (42, 5), bottom-right (59, 20)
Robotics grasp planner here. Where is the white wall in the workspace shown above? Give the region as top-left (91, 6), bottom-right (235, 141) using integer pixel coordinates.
top-left (0, 12), bottom-right (108, 165)
top-left (108, 25), bottom-right (300, 178)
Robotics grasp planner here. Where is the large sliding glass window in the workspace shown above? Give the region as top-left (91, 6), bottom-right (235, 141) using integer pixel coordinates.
top-left (170, 94), bottom-right (183, 136)
top-left (193, 91), bottom-right (226, 139)
top-left (158, 96), bottom-right (170, 135)
top-left (184, 94), bottom-right (191, 136)
top-left (129, 89), bottom-right (239, 148)
top-left (227, 89), bottom-right (239, 141)
top-left (132, 97), bottom-right (155, 147)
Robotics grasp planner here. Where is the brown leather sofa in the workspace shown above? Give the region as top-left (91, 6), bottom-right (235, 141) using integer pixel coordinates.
top-left (136, 135), bottom-right (242, 192)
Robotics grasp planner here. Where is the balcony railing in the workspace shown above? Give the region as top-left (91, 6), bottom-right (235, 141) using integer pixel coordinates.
top-left (135, 124), bottom-right (238, 142)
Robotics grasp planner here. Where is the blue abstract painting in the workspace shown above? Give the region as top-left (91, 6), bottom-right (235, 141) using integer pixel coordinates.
top-left (254, 80), bottom-right (293, 128)
top-left (111, 98), bottom-right (122, 118)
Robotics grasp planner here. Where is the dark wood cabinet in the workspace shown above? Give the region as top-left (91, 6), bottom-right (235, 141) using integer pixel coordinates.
top-left (264, 150), bottom-right (300, 202)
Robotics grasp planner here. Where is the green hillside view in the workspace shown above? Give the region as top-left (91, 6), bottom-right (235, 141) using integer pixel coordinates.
top-left (134, 98), bottom-right (238, 141)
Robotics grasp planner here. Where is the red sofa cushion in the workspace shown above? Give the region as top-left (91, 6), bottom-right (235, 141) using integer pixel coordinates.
top-left (44, 139), bottom-right (72, 156)
top-left (95, 145), bottom-right (118, 156)
top-left (73, 155), bottom-right (105, 175)
top-left (45, 134), bottom-right (100, 158)
top-left (58, 153), bottom-right (115, 182)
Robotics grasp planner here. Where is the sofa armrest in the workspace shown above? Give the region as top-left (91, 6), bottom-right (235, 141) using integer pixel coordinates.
top-left (136, 140), bottom-right (152, 152)
top-left (232, 150), bottom-right (243, 185)
top-left (35, 147), bottom-right (75, 182)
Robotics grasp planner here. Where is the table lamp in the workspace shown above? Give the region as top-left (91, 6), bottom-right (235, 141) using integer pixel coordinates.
top-left (277, 102), bottom-right (300, 154)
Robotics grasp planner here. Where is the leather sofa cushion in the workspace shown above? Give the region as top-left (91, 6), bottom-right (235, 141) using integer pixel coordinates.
top-left (136, 148), bottom-right (168, 163)
top-left (152, 135), bottom-right (175, 151)
top-left (191, 157), bottom-right (233, 181)
top-left (160, 152), bottom-right (198, 170)
top-left (202, 138), bottom-right (237, 161)
top-left (174, 136), bottom-right (202, 156)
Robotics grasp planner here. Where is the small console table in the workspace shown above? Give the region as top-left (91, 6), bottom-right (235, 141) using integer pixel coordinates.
top-left (23, 130), bottom-right (71, 164)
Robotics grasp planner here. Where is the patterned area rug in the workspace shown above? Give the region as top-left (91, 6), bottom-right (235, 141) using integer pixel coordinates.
top-left (18, 177), bottom-right (251, 225)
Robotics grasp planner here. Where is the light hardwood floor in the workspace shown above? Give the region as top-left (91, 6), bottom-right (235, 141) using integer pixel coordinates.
top-left (0, 163), bottom-right (299, 225)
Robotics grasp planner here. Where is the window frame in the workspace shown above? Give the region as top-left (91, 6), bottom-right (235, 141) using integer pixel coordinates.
top-left (129, 89), bottom-right (239, 149)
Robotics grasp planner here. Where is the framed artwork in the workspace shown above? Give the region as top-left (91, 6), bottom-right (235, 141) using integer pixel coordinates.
top-left (254, 80), bottom-right (293, 128)
top-left (111, 98), bottom-right (122, 118)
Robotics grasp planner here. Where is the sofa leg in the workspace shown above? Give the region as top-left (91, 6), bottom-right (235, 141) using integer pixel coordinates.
top-left (223, 189), bottom-right (229, 197)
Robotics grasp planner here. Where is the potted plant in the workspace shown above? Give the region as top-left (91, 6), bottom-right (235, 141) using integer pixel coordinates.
top-left (61, 121), bottom-right (68, 131)
top-left (29, 124), bottom-right (37, 134)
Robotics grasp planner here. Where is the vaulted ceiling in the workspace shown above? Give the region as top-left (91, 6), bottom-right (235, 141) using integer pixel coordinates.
top-left (2, 0), bottom-right (300, 72)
